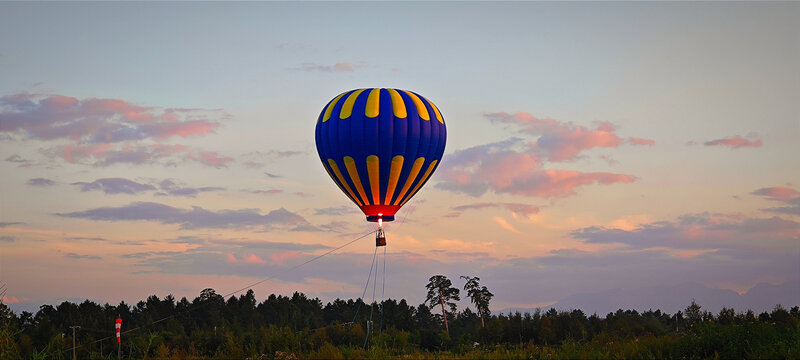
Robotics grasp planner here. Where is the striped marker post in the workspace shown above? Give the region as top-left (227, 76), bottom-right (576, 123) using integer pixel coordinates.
top-left (115, 317), bottom-right (122, 358)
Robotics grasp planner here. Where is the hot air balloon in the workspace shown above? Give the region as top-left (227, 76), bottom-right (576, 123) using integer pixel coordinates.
top-left (315, 88), bottom-right (446, 246)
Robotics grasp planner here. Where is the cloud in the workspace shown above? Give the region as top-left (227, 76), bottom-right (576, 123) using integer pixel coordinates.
top-left (68, 237), bottom-right (109, 242)
top-left (298, 62), bottom-right (367, 72)
top-left (485, 112), bottom-right (652, 162)
top-left (436, 139), bottom-right (636, 198)
top-left (493, 216), bottom-right (521, 234)
top-left (239, 151), bottom-right (303, 170)
top-left (751, 186), bottom-right (800, 202)
top-left (243, 189), bottom-right (283, 195)
top-left (452, 202), bottom-right (540, 216)
top-left (120, 251), bottom-right (183, 259)
top-left (46, 143), bottom-right (234, 168)
top-left (0, 236), bottom-right (15, 242)
top-left (264, 172), bottom-right (282, 178)
top-left (56, 202), bottom-right (314, 230)
top-left (627, 137), bottom-right (655, 146)
top-left (0, 93), bottom-right (222, 143)
top-left (703, 133), bottom-right (762, 149)
top-left (4, 154), bottom-right (33, 167)
top-left (0, 92), bottom-right (234, 167)
top-left (1, 296), bottom-right (20, 304)
top-left (64, 252), bottom-right (101, 260)
top-left (243, 254), bottom-right (267, 265)
top-left (185, 151), bottom-right (234, 168)
top-left (571, 213), bottom-right (800, 251)
top-left (0, 222), bottom-right (22, 228)
top-left (436, 113), bottom-right (645, 199)
top-left (314, 206), bottom-right (359, 216)
top-left (157, 179), bottom-right (224, 197)
top-left (27, 178), bottom-right (57, 187)
top-left (751, 186), bottom-right (800, 216)
top-left (72, 178), bottom-right (156, 194)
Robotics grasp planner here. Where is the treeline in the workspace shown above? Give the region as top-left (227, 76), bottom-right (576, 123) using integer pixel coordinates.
top-left (1, 289), bottom-right (799, 359)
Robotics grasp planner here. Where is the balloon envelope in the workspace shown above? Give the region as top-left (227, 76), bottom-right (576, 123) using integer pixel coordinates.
top-left (315, 88), bottom-right (446, 222)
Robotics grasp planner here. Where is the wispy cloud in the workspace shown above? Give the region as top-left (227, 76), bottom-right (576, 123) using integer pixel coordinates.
top-left (5, 154), bottom-right (33, 168)
top-left (751, 186), bottom-right (800, 215)
top-left (436, 139), bottom-right (636, 198)
top-left (314, 206), bottom-right (359, 216)
top-left (452, 202), bottom-right (540, 216)
top-left (572, 213), bottom-right (799, 251)
top-left (751, 186), bottom-right (799, 202)
top-left (64, 252), bottom-right (101, 260)
top-left (0, 222), bottom-right (23, 228)
top-left (156, 179), bottom-right (224, 197)
top-left (72, 178), bottom-right (156, 194)
top-left (27, 178), bottom-right (56, 187)
top-left (69, 177), bottom-right (223, 197)
top-left (0, 92), bottom-right (234, 167)
top-left (56, 202), bottom-right (314, 231)
top-left (297, 62), bottom-right (367, 73)
top-left (0, 93), bottom-right (222, 143)
top-left (627, 137), bottom-right (655, 146)
top-left (702, 133), bottom-right (762, 149)
top-left (485, 112), bottom-right (653, 162)
top-left (493, 216), bottom-right (521, 234)
top-left (243, 189), bottom-right (284, 195)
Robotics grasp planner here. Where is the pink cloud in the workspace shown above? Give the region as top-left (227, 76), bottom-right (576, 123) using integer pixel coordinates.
top-left (243, 254), bottom-right (266, 265)
top-left (299, 62), bottom-right (367, 72)
top-left (703, 133), bottom-right (762, 149)
top-left (437, 139), bottom-right (637, 198)
top-left (0, 93), bottom-right (222, 143)
top-left (574, 213), bottom-right (800, 251)
top-left (627, 137), bottom-right (655, 146)
top-left (270, 251), bottom-right (303, 265)
top-left (485, 112), bottom-right (638, 161)
top-left (505, 169), bottom-right (637, 198)
top-left (752, 186), bottom-right (800, 202)
top-left (452, 202), bottom-right (540, 216)
top-left (58, 143), bottom-right (113, 163)
top-left (225, 253), bottom-right (238, 263)
top-left (187, 151), bottom-right (234, 168)
top-left (1, 296), bottom-right (20, 304)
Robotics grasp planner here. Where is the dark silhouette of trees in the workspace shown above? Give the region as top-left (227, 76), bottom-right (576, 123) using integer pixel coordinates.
top-left (0, 283), bottom-right (798, 359)
top-left (424, 275), bottom-right (460, 334)
top-left (460, 276), bottom-right (493, 328)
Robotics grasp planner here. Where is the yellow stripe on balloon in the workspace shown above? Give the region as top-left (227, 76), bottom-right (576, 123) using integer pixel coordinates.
top-left (344, 156), bottom-right (370, 205)
top-left (384, 155), bottom-right (404, 204)
top-left (324, 164), bottom-right (356, 204)
top-left (403, 91), bottom-right (430, 120)
top-left (339, 89), bottom-right (366, 119)
top-left (393, 157), bottom-right (425, 205)
top-left (322, 92), bottom-right (347, 123)
top-left (424, 97), bottom-right (444, 124)
top-left (365, 89), bottom-right (381, 118)
top-left (366, 155), bottom-right (380, 205)
top-left (387, 89), bottom-right (407, 118)
top-left (400, 160), bottom-right (438, 206)
top-left (327, 159), bottom-right (362, 206)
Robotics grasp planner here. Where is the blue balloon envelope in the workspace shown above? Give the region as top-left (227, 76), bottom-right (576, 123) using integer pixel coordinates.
top-left (315, 88), bottom-right (446, 222)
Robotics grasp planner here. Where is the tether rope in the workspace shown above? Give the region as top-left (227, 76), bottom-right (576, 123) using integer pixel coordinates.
top-left (63, 229), bottom-right (375, 355)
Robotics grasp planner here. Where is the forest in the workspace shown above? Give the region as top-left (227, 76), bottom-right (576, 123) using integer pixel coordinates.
top-left (1, 275), bottom-right (798, 359)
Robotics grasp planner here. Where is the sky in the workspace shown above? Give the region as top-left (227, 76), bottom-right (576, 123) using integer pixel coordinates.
top-left (1, 2), bottom-right (798, 315)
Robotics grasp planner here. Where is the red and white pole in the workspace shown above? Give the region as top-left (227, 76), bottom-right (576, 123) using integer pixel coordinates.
top-left (115, 318), bottom-right (121, 343)
top-left (115, 317), bottom-right (122, 359)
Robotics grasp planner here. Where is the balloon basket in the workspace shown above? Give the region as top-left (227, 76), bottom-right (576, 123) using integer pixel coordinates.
top-left (376, 228), bottom-right (386, 247)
